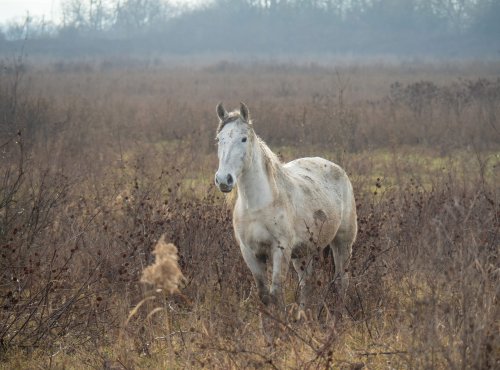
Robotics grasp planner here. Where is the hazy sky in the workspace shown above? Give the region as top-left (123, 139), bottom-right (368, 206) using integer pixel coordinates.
top-left (0, 0), bottom-right (205, 24)
top-left (0, 0), bottom-right (59, 23)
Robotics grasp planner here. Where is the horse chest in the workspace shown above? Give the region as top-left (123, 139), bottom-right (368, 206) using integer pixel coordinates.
top-left (234, 208), bottom-right (289, 252)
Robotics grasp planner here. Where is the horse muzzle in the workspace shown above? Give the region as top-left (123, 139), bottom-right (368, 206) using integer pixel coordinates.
top-left (215, 172), bottom-right (235, 193)
top-left (218, 184), bottom-right (233, 193)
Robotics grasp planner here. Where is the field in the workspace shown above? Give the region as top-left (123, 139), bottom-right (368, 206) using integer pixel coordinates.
top-left (0, 57), bottom-right (499, 369)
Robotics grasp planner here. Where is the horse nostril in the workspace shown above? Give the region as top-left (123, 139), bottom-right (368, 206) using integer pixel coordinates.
top-left (215, 175), bottom-right (219, 184)
top-left (227, 174), bottom-right (233, 185)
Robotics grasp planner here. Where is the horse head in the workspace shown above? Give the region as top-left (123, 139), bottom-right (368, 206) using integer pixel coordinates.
top-left (214, 102), bottom-right (253, 193)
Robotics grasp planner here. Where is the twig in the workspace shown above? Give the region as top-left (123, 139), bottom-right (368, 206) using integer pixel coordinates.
top-left (115, 357), bottom-right (130, 370)
top-left (358, 350), bottom-right (407, 356)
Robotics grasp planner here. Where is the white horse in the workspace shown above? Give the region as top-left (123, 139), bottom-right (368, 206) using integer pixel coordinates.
top-left (214, 102), bottom-right (357, 318)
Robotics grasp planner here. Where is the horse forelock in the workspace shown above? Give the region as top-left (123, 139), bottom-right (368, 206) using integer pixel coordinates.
top-left (217, 111), bottom-right (251, 134)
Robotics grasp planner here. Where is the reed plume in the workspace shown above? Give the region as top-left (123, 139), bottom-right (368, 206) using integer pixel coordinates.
top-left (141, 235), bottom-right (184, 294)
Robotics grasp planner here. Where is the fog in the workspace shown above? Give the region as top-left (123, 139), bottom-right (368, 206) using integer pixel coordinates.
top-left (0, 0), bottom-right (499, 58)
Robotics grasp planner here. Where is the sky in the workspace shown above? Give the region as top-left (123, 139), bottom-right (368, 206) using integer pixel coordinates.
top-left (0, 0), bottom-right (59, 23)
top-left (0, 0), bottom-right (205, 24)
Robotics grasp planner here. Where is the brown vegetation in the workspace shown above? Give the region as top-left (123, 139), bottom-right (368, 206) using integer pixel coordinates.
top-left (0, 58), bottom-right (498, 369)
top-left (140, 236), bottom-right (184, 295)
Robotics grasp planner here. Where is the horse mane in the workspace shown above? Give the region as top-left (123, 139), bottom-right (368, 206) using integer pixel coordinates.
top-left (256, 136), bottom-right (281, 168)
top-left (254, 134), bottom-right (287, 197)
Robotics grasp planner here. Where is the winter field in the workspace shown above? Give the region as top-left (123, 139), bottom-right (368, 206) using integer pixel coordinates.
top-left (0, 57), bottom-right (498, 369)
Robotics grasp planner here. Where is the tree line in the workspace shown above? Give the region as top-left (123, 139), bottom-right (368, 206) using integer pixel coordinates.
top-left (1, 0), bottom-right (499, 56)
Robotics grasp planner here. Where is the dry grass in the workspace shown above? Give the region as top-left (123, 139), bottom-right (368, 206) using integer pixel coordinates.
top-left (0, 57), bottom-right (498, 369)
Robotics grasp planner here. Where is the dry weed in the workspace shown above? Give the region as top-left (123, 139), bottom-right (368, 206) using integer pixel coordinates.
top-left (141, 236), bottom-right (184, 294)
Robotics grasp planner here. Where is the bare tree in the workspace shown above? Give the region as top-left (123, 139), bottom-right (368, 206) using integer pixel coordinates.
top-left (430, 0), bottom-right (477, 32)
top-left (61, 0), bottom-right (113, 33)
top-left (114, 0), bottom-right (168, 35)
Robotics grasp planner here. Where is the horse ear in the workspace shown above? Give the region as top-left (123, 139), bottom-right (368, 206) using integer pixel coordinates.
top-left (240, 102), bottom-right (250, 122)
top-left (216, 102), bottom-right (228, 121)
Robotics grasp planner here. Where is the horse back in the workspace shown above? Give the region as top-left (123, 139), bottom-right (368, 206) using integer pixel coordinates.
top-left (283, 157), bottom-right (352, 199)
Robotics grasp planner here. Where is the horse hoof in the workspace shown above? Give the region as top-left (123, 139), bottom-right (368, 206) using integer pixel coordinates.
top-left (295, 309), bottom-right (308, 322)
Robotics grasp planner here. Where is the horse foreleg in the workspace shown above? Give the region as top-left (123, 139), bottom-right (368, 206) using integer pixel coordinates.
top-left (240, 244), bottom-right (285, 341)
top-left (240, 245), bottom-right (270, 305)
top-left (270, 245), bottom-right (291, 311)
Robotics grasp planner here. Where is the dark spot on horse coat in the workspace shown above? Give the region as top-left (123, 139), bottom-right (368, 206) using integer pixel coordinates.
top-left (323, 244), bottom-right (331, 259)
top-left (255, 241), bottom-right (271, 263)
top-left (291, 242), bottom-right (308, 259)
top-left (300, 184), bottom-right (312, 195)
top-left (255, 252), bottom-right (268, 263)
top-left (314, 209), bottom-right (327, 223)
top-left (331, 167), bottom-right (343, 180)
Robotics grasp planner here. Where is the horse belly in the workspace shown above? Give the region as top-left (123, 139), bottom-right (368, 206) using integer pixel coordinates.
top-left (284, 158), bottom-right (345, 246)
top-left (292, 209), bottom-right (339, 254)
top-left (287, 187), bottom-right (342, 257)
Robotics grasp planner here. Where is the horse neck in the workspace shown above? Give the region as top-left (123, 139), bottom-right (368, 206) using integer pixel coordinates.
top-left (237, 137), bottom-right (278, 209)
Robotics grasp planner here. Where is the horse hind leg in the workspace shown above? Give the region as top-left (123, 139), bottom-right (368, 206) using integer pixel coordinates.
top-left (330, 230), bottom-right (355, 315)
top-left (291, 255), bottom-right (317, 321)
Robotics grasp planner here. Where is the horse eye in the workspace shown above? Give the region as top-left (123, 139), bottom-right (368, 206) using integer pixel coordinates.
top-left (242, 137), bottom-right (247, 143)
